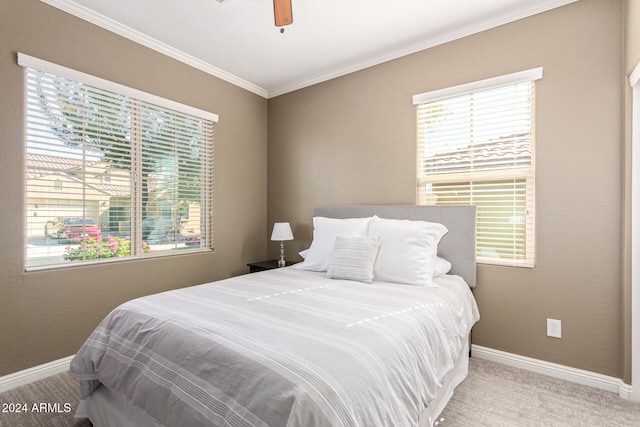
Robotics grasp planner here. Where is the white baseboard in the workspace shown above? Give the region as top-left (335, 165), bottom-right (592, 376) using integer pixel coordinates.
top-left (0, 355), bottom-right (74, 394)
top-left (471, 344), bottom-right (633, 400)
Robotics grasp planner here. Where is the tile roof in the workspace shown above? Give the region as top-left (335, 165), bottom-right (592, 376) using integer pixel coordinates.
top-left (26, 153), bottom-right (130, 197)
top-left (422, 133), bottom-right (532, 175)
top-left (26, 153), bottom-right (86, 179)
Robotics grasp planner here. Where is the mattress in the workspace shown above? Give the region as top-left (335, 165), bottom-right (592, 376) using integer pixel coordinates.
top-left (71, 266), bottom-right (479, 427)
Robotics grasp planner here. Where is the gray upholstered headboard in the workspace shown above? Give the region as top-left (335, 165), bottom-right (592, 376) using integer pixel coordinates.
top-left (314, 205), bottom-right (477, 287)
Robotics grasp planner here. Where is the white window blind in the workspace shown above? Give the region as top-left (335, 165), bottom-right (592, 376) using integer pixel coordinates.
top-left (20, 54), bottom-right (216, 271)
top-left (414, 68), bottom-right (542, 267)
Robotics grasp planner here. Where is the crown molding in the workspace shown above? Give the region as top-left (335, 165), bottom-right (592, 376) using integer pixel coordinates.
top-left (39, 0), bottom-right (269, 98)
top-left (41, 0), bottom-right (576, 100)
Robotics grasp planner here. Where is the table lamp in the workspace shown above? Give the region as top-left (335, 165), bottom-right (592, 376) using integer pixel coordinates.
top-left (271, 222), bottom-right (294, 267)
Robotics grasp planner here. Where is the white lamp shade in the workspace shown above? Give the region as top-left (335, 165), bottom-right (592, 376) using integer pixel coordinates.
top-left (271, 222), bottom-right (294, 241)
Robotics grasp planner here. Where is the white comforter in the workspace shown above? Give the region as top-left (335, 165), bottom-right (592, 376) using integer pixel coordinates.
top-left (71, 267), bottom-right (479, 427)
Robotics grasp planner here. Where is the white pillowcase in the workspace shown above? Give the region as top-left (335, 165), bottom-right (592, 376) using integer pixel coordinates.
top-left (369, 216), bottom-right (448, 287)
top-left (301, 216), bottom-right (372, 272)
top-left (434, 256), bottom-right (452, 277)
top-left (327, 236), bottom-right (381, 283)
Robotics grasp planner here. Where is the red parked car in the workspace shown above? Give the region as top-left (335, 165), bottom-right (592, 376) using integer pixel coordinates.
top-left (183, 230), bottom-right (201, 247)
top-left (46, 217), bottom-right (101, 240)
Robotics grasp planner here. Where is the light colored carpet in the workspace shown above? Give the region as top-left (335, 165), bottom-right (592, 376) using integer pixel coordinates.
top-left (0, 370), bottom-right (89, 427)
top-left (0, 357), bottom-right (639, 426)
top-left (439, 358), bottom-right (640, 426)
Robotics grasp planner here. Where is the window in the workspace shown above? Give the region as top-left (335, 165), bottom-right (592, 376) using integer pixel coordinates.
top-left (414, 68), bottom-right (542, 267)
top-left (20, 54), bottom-right (217, 270)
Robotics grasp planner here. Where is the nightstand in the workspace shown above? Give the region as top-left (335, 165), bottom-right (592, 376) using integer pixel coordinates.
top-left (247, 260), bottom-right (297, 273)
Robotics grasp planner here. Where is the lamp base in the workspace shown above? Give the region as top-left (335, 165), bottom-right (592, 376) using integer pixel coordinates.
top-left (278, 241), bottom-right (286, 267)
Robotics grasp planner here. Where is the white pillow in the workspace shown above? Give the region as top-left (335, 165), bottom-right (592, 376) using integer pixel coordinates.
top-left (369, 216), bottom-right (448, 287)
top-left (434, 256), bottom-right (452, 277)
top-left (301, 217), bottom-right (372, 272)
top-left (327, 236), bottom-right (381, 283)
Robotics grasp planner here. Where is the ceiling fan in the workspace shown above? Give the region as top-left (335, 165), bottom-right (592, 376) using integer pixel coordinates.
top-left (273, 0), bottom-right (293, 29)
top-left (217, 0), bottom-right (293, 31)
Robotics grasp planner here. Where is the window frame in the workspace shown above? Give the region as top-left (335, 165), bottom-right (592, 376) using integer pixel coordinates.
top-left (413, 68), bottom-right (542, 268)
top-left (19, 53), bottom-right (218, 271)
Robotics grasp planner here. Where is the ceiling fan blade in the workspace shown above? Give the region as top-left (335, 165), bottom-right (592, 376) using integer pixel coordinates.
top-left (274, 0), bottom-right (293, 27)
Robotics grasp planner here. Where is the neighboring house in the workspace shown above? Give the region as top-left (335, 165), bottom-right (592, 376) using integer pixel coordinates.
top-left (26, 153), bottom-right (129, 238)
top-left (26, 153), bottom-right (200, 239)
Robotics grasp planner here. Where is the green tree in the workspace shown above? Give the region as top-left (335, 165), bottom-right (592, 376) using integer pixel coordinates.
top-left (36, 78), bottom-right (207, 224)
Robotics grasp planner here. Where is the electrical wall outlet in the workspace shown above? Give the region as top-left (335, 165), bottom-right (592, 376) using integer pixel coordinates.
top-left (547, 318), bottom-right (562, 338)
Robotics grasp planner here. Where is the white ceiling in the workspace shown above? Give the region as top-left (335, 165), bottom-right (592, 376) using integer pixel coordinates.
top-left (43, 0), bottom-right (577, 98)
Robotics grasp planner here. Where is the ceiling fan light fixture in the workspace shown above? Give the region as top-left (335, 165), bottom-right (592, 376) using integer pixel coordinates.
top-left (273, 0), bottom-right (293, 27)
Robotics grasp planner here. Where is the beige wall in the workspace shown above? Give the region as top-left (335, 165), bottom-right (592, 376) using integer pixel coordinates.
top-left (623, 0), bottom-right (640, 383)
top-left (269, 0), bottom-right (626, 379)
top-left (626, 0), bottom-right (640, 73)
top-left (0, 0), bottom-right (268, 375)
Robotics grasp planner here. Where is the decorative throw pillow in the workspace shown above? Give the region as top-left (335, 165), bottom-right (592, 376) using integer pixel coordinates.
top-left (434, 256), bottom-right (452, 277)
top-left (368, 216), bottom-right (448, 287)
top-left (301, 217), bottom-right (372, 272)
top-left (327, 236), bottom-right (381, 283)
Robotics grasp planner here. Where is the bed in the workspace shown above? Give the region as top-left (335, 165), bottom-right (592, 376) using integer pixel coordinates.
top-left (70, 205), bottom-right (479, 427)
